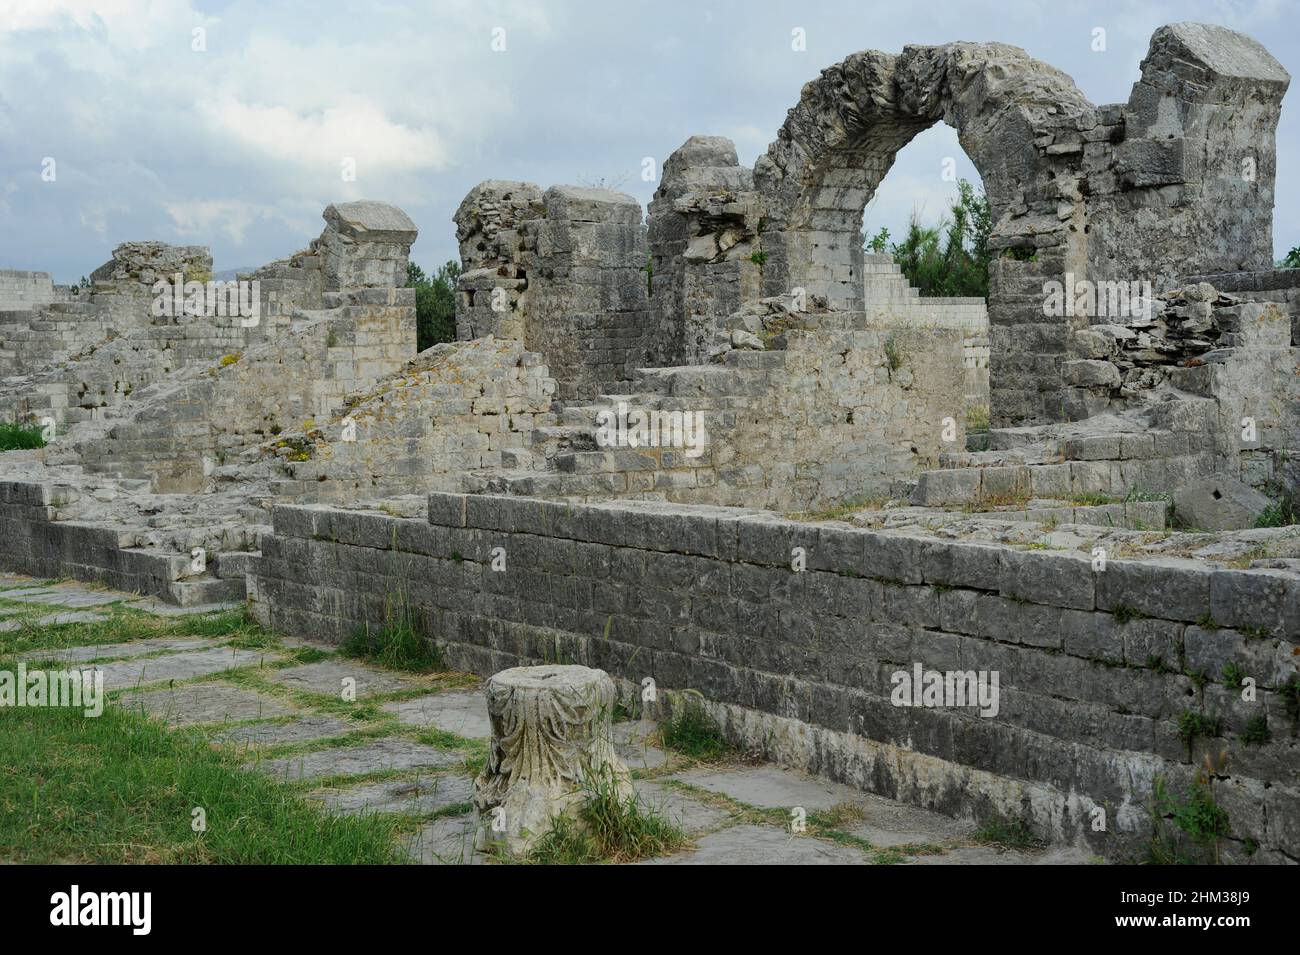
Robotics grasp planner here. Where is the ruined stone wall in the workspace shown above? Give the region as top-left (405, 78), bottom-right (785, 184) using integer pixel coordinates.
top-left (1, 201), bottom-right (417, 484)
top-left (861, 253), bottom-right (990, 410)
top-left (647, 137), bottom-right (762, 365)
top-left (0, 241), bottom-right (302, 428)
top-left (66, 288), bottom-right (416, 493)
top-left (318, 201), bottom-right (418, 291)
top-left (259, 337), bottom-right (557, 503)
top-left (647, 24), bottom-right (1289, 430)
top-left (251, 492), bottom-right (1300, 863)
top-left (0, 269), bottom-right (57, 310)
top-left (1179, 270), bottom-right (1300, 474)
top-left (1086, 25), bottom-right (1290, 287)
top-left (462, 314), bottom-right (966, 511)
top-left (454, 182), bottom-right (654, 400)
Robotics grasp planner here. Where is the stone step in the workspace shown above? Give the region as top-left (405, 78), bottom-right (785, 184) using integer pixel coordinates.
top-left (896, 498), bottom-right (1168, 531)
top-left (912, 461), bottom-right (1106, 506)
top-left (938, 446), bottom-right (1060, 469)
top-left (213, 551), bottom-right (259, 579)
top-left (167, 574), bottom-right (246, 606)
top-left (532, 424), bottom-right (598, 451)
top-left (459, 469), bottom-right (570, 497)
top-left (556, 449), bottom-right (661, 474)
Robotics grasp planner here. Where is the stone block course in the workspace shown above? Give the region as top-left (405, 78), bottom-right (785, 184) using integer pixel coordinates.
top-left (248, 492), bottom-right (1300, 861)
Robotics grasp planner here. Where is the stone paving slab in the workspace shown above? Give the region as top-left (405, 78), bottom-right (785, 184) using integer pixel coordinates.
top-left (2, 587), bottom-right (128, 608)
top-left (613, 720), bottom-right (669, 770)
top-left (634, 780), bottom-right (734, 834)
top-left (403, 814), bottom-right (482, 865)
top-left (268, 659), bottom-right (415, 699)
top-left (211, 715), bottom-right (355, 749)
top-left (904, 845), bottom-right (1098, 865)
top-left (642, 825), bottom-right (868, 865)
top-left (118, 682), bottom-right (296, 726)
top-left (0, 587), bottom-right (60, 600)
top-left (667, 765), bottom-right (864, 811)
top-left (27, 636), bottom-right (220, 665)
top-left (125, 599), bottom-right (241, 617)
top-left (251, 737), bottom-right (463, 782)
top-left (313, 775), bottom-right (475, 816)
top-left (0, 611), bottom-right (108, 634)
top-left (845, 792), bottom-right (977, 848)
top-left (80, 646), bottom-right (267, 691)
top-left (381, 689), bottom-right (489, 738)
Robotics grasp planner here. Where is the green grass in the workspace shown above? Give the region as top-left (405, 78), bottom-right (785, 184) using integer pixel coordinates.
top-left (0, 420), bottom-right (46, 451)
top-left (1145, 776), bottom-right (1230, 865)
top-left (1176, 711), bottom-right (1222, 758)
top-left (972, 815), bottom-right (1046, 851)
top-left (0, 701), bottom-right (404, 863)
top-left (341, 597), bottom-right (443, 673)
top-left (0, 599), bottom-right (429, 863)
top-left (883, 333), bottom-right (904, 372)
top-left (1111, 603), bottom-right (1148, 625)
top-left (0, 603), bottom-right (259, 659)
top-left (1241, 714), bottom-right (1271, 745)
top-left (1220, 662), bottom-right (1246, 688)
top-left (660, 694), bottom-right (735, 762)
top-left (1067, 491), bottom-right (1120, 506)
top-left (520, 767), bottom-right (688, 865)
top-left (1254, 483), bottom-right (1300, 528)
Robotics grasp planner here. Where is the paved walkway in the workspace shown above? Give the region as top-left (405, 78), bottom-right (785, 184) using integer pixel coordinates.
top-left (2, 573), bottom-right (1096, 865)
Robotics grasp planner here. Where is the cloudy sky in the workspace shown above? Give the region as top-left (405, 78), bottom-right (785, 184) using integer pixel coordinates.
top-left (1, 0), bottom-right (1296, 283)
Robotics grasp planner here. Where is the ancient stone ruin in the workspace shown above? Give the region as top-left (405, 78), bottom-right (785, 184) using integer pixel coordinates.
top-left (2, 22), bottom-right (1298, 862)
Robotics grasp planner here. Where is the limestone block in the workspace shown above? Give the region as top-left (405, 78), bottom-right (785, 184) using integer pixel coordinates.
top-left (1173, 476), bottom-right (1271, 531)
top-left (1061, 359), bottom-right (1120, 388)
top-left (474, 664), bottom-right (632, 855)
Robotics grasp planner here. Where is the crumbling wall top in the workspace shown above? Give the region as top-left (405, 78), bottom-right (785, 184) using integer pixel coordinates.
top-left (322, 200), bottom-right (418, 242)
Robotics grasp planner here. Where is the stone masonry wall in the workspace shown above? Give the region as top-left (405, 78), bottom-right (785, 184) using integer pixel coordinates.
top-left (251, 492), bottom-right (1300, 863)
top-left (454, 182), bottom-right (655, 401)
top-left (0, 269), bottom-right (57, 310)
top-left (708, 24), bottom-right (1290, 429)
top-left (1183, 269), bottom-right (1300, 470)
top-left (464, 317), bottom-right (966, 511)
top-left (647, 137), bottom-right (762, 366)
top-left (257, 336), bottom-right (557, 503)
top-left (65, 288), bottom-right (415, 493)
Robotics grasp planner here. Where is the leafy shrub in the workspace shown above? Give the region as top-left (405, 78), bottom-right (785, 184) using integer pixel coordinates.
top-left (407, 261), bottom-right (459, 352)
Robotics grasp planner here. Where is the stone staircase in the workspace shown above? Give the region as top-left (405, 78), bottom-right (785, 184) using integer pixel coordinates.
top-left (861, 253), bottom-right (987, 328)
top-left (907, 408), bottom-right (1216, 531)
top-left (0, 464), bottom-right (257, 604)
top-left (462, 352), bottom-right (777, 500)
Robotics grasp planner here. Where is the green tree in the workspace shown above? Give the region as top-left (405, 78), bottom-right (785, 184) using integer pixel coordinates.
top-left (407, 260), bottom-right (460, 351)
top-left (870, 179), bottom-right (992, 298)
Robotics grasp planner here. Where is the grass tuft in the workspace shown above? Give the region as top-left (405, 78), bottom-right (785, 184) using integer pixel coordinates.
top-left (523, 767), bottom-right (688, 865)
top-left (0, 420), bottom-right (47, 451)
top-left (341, 597), bottom-right (442, 673)
top-left (660, 693), bottom-right (734, 762)
top-left (972, 815), bottom-right (1046, 851)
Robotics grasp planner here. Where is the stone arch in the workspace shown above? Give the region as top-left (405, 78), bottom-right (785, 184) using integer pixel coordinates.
top-left (754, 42), bottom-right (1098, 425)
top-left (754, 41), bottom-right (1095, 309)
top-left (750, 27), bottom-right (1290, 427)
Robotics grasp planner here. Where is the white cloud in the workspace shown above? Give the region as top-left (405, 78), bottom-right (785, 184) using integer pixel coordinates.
top-left (202, 96), bottom-right (447, 176)
top-left (0, 0), bottom-right (1294, 279)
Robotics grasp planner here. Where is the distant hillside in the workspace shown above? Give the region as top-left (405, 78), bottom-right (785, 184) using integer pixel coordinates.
top-left (212, 267), bottom-right (254, 282)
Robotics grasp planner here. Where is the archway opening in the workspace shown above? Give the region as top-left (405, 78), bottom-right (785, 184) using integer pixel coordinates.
top-left (856, 124), bottom-right (992, 431)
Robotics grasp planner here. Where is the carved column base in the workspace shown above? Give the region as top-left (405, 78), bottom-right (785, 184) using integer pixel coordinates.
top-left (473, 664), bottom-right (632, 855)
